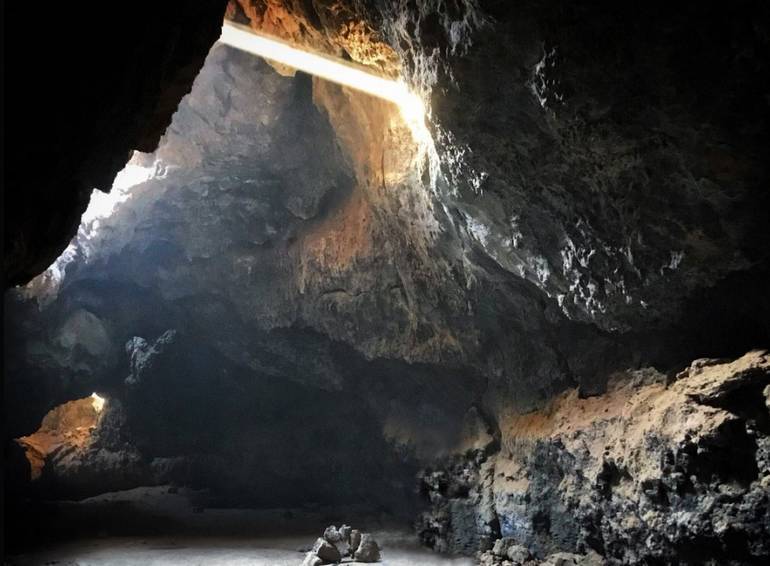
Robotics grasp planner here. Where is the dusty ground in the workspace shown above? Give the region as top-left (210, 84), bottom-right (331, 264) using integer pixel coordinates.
top-left (6, 486), bottom-right (474, 565)
top-left (7, 532), bottom-right (474, 566)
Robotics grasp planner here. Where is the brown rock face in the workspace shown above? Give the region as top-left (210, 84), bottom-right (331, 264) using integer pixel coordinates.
top-left (16, 395), bottom-right (104, 480)
top-left (227, 0), bottom-right (400, 76)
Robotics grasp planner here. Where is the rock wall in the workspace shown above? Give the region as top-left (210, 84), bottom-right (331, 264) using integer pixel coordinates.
top-left (418, 352), bottom-right (770, 564)
top-left (229, 0), bottom-right (770, 335)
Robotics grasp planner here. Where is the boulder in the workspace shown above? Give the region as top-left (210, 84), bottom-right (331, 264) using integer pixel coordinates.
top-left (312, 537), bottom-right (341, 563)
top-left (353, 532), bottom-right (381, 562)
top-left (301, 551), bottom-right (323, 566)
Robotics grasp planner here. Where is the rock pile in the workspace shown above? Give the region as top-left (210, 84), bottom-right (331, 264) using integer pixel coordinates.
top-left (301, 524), bottom-right (381, 565)
top-left (478, 538), bottom-right (604, 565)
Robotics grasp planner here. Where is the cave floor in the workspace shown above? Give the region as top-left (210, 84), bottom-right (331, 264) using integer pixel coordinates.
top-left (6, 487), bottom-right (473, 565)
top-left (8, 532), bottom-right (474, 565)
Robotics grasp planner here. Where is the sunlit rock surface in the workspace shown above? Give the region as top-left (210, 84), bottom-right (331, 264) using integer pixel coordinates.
top-left (16, 394), bottom-right (105, 481)
top-left (226, 0), bottom-right (401, 76)
top-left (223, 0), bottom-right (770, 334)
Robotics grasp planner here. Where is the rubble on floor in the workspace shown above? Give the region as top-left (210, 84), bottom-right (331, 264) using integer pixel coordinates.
top-left (301, 524), bottom-right (381, 564)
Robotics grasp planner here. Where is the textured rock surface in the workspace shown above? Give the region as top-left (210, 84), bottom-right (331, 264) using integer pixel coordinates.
top-left (229, 0), bottom-right (770, 335)
top-left (419, 352), bottom-right (770, 564)
top-left (6, 46), bottom-right (430, 510)
top-left (125, 330), bottom-right (177, 386)
top-left (15, 395), bottom-right (104, 481)
top-left (478, 547), bottom-right (603, 566)
top-left (313, 537), bottom-right (342, 563)
top-left (354, 532), bottom-right (382, 562)
top-left (226, 0), bottom-right (401, 76)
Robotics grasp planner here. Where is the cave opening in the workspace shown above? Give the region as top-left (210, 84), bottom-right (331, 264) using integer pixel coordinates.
top-left (3, 1), bottom-right (770, 565)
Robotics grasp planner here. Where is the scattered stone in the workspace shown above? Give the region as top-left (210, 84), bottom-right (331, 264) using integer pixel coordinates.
top-left (580, 550), bottom-right (606, 565)
top-left (480, 547), bottom-right (604, 566)
top-left (353, 532), bottom-right (381, 562)
top-left (303, 525), bottom-right (379, 564)
top-left (506, 544), bottom-right (531, 564)
top-left (492, 537), bottom-right (525, 559)
top-left (540, 552), bottom-right (583, 566)
top-left (478, 541), bottom-right (532, 566)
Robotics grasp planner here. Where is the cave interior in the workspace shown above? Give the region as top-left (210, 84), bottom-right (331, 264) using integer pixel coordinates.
top-left (3, 1), bottom-right (770, 565)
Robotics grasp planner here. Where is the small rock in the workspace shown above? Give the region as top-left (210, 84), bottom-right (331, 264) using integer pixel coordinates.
top-left (541, 552), bottom-right (582, 566)
top-left (506, 544), bottom-right (530, 564)
top-left (301, 551), bottom-right (323, 566)
top-left (353, 532), bottom-right (381, 562)
top-left (491, 537), bottom-right (516, 557)
top-left (579, 550), bottom-right (606, 565)
top-left (312, 537), bottom-right (341, 563)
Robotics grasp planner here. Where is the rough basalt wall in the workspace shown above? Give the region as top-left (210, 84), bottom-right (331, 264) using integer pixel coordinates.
top-left (420, 352), bottom-right (770, 564)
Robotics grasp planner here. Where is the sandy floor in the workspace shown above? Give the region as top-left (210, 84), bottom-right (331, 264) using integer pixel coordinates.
top-left (7, 532), bottom-right (475, 566)
top-left (7, 486), bottom-right (473, 565)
